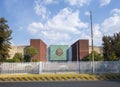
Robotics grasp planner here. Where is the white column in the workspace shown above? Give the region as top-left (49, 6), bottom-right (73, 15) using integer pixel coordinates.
top-left (39, 62), bottom-right (42, 74)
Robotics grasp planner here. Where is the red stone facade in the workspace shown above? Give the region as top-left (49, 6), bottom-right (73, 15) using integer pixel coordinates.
top-left (71, 40), bottom-right (89, 61)
top-left (30, 39), bottom-right (47, 62)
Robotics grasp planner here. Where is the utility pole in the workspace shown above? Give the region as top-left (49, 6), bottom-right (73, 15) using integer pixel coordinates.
top-left (76, 42), bottom-right (80, 73)
top-left (90, 11), bottom-right (95, 73)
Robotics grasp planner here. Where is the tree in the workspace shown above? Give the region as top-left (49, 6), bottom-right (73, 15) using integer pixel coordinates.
top-left (113, 32), bottom-right (120, 59)
top-left (5, 53), bottom-right (24, 62)
top-left (12, 53), bottom-right (24, 62)
top-left (0, 17), bottom-right (12, 62)
top-left (24, 46), bottom-right (38, 62)
top-left (102, 32), bottom-right (120, 61)
top-left (102, 36), bottom-right (113, 61)
top-left (31, 59), bottom-right (39, 62)
top-left (5, 59), bottom-right (14, 62)
top-left (82, 51), bottom-right (104, 61)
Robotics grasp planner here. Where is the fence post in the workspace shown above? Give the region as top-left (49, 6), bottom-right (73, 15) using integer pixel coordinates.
top-left (39, 62), bottom-right (42, 74)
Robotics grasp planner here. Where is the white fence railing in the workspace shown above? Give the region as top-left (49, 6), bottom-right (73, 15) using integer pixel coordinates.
top-left (0, 61), bottom-right (120, 74)
top-left (0, 62), bottom-right (39, 74)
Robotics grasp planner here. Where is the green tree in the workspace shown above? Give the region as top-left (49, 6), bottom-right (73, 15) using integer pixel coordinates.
top-left (82, 51), bottom-right (104, 61)
top-left (0, 17), bottom-right (12, 62)
top-left (102, 32), bottom-right (120, 61)
top-left (113, 32), bottom-right (120, 59)
top-left (12, 53), bottom-right (24, 62)
top-left (6, 53), bottom-right (24, 62)
top-left (24, 46), bottom-right (38, 62)
top-left (6, 59), bottom-right (14, 62)
top-left (31, 59), bottom-right (39, 62)
top-left (102, 36), bottom-right (113, 61)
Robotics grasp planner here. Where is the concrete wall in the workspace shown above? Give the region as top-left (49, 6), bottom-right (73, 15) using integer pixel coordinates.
top-left (9, 46), bottom-right (28, 59)
top-left (89, 46), bottom-right (103, 54)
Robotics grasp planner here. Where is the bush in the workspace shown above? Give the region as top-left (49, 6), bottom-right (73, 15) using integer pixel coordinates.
top-left (82, 51), bottom-right (104, 61)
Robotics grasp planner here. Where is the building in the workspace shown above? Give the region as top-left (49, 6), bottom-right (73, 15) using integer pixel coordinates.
top-left (89, 46), bottom-right (103, 54)
top-left (8, 39), bottom-right (103, 62)
top-left (9, 46), bottom-right (28, 59)
top-left (71, 40), bottom-right (89, 61)
top-left (30, 39), bottom-right (47, 62)
top-left (49, 45), bottom-right (69, 61)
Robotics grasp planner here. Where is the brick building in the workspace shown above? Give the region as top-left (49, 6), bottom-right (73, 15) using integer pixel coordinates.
top-left (71, 40), bottom-right (89, 61)
top-left (9, 39), bottom-right (102, 62)
top-left (30, 39), bottom-right (47, 62)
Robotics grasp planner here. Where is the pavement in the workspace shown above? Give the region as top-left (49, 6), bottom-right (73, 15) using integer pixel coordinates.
top-left (0, 73), bottom-right (120, 82)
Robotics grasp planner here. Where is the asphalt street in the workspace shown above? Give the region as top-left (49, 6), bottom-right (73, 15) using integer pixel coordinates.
top-left (0, 81), bottom-right (120, 87)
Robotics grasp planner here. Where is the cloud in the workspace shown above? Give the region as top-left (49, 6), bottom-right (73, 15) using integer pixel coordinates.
top-left (41, 31), bottom-right (70, 40)
top-left (44, 0), bottom-right (54, 4)
top-left (84, 8), bottom-right (120, 46)
top-left (100, 0), bottom-right (111, 6)
top-left (28, 7), bottom-right (88, 45)
top-left (28, 22), bottom-right (44, 34)
top-left (101, 8), bottom-right (120, 35)
top-left (32, 0), bottom-right (119, 46)
top-left (34, 2), bottom-right (47, 19)
top-left (34, 0), bottom-right (58, 19)
top-left (87, 8), bottom-right (120, 46)
top-left (34, 0), bottom-right (53, 19)
top-left (34, 0), bottom-right (91, 19)
top-left (85, 11), bottom-right (90, 16)
top-left (45, 8), bottom-right (88, 34)
top-left (93, 24), bottom-right (103, 45)
top-left (89, 8), bottom-right (120, 45)
top-left (66, 0), bottom-right (91, 6)
top-left (111, 8), bottom-right (120, 15)
top-left (91, 8), bottom-right (120, 45)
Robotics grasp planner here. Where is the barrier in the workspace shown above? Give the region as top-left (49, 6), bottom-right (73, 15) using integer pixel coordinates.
top-left (0, 74), bottom-right (120, 82)
top-left (0, 61), bottom-right (120, 74)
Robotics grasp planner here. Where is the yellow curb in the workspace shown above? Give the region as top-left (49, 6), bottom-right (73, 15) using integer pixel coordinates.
top-left (0, 74), bottom-right (120, 82)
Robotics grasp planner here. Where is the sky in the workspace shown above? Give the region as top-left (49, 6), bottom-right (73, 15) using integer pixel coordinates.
top-left (0, 0), bottom-right (120, 46)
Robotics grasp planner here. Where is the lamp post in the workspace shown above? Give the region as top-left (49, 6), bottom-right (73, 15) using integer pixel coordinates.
top-left (90, 11), bottom-right (95, 73)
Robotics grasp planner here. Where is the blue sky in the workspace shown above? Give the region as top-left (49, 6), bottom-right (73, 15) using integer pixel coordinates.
top-left (0, 0), bottom-right (120, 46)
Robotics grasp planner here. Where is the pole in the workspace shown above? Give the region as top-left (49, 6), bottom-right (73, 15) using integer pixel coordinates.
top-left (77, 42), bottom-right (78, 64)
top-left (90, 11), bottom-right (95, 73)
top-left (76, 41), bottom-right (80, 73)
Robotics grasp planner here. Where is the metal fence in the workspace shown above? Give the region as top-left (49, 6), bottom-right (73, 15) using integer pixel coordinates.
top-left (0, 62), bottom-right (39, 74)
top-left (42, 61), bottom-right (120, 74)
top-left (0, 61), bottom-right (120, 74)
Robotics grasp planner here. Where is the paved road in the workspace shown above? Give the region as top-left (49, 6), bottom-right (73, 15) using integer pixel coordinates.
top-left (0, 81), bottom-right (120, 87)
